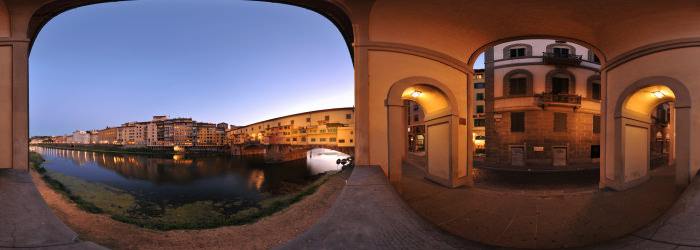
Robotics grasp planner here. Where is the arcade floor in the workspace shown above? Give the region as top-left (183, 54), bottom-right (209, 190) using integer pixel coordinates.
top-left (401, 154), bottom-right (678, 249)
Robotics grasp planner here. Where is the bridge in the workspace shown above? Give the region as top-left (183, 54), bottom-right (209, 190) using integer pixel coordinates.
top-left (231, 141), bottom-right (354, 163)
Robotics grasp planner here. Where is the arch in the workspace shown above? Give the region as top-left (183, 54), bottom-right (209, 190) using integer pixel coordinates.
top-left (386, 76), bottom-right (460, 119)
top-left (385, 76), bottom-right (465, 190)
top-left (467, 35), bottom-right (607, 68)
top-left (502, 69), bottom-right (534, 97)
top-left (587, 74), bottom-right (602, 100)
top-left (611, 76), bottom-right (691, 190)
top-left (502, 43), bottom-right (533, 59)
top-left (545, 69), bottom-right (576, 94)
top-left (27, 0), bottom-right (356, 59)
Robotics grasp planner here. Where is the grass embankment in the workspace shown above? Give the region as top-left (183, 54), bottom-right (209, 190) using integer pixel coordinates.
top-left (30, 151), bottom-right (353, 230)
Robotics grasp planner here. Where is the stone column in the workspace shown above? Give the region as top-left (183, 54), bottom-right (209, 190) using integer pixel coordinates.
top-left (387, 104), bottom-right (405, 192)
top-left (12, 41), bottom-right (28, 170)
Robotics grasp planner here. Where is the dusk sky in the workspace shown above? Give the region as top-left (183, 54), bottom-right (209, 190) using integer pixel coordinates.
top-left (29, 0), bottom-right (484, 136)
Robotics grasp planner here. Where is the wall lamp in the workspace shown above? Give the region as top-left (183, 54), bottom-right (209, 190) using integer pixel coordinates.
top-left (652, 90), bottom-right (666, 99)
top-left (410, 90), bottom-right (423, 98)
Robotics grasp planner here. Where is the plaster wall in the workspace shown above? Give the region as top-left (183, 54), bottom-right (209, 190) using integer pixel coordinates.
top-left (0, 46), bottom-right (10, 168)
top-left (367, 50), bottom-right (467, 176)
top-left (605, 47), bottom-right (700, 184)
top-left (0, 0), bottom-right (10, 37)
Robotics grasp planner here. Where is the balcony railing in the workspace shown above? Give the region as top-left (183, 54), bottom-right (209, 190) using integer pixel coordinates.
top-left (537, 92), bottom-right (581, 108)
top-left (542, 52), bottom-right (583, 66)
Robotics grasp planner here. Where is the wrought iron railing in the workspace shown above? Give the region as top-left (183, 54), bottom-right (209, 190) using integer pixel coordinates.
top-left (542, 52), bottom-right (583, 65)
top-left (538, 92), bottom-right (581, 105)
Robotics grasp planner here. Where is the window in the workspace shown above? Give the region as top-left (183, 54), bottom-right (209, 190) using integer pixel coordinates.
top-left (552, 47), bottom-right (570, 56)
top-left (325, 115), bottom-right (330, 121)
top-left (413, 105), bottom-right (419, 111)
top-left (310, 138), bottom-right (316, 142)
top-left (474, 119), bottom-right (485, 127)
top-left (330, 138), bottom-right (336, 142)
top-left (593, 115), bottom-right (600, 134)
top-left (591, 145), bottom-right (600, 158)
top-left (552, 77), bottom-right (569, 94)
top-left (592, 83), bottom-right (601, 100)
top-left (291, 120), bottom-right (294, 125)
top-left (509, 47), bottom-right (526, 58)
top-left (350, 139), bottom-right (353, 143)
top-left (593, 54), bottom-right (600, 63)
top-left (511, 112), bottom-right (524, 132)
top-left (338, 139), bottom-right (345, 143)
top-left (474, 74), bottom-right (483, 79)
top-left (476, 105), bottom-right (484, 113)
top-left (476, 93), bottom-right (484, 100)
top-left (554, 112), bottom-right (567, 132)
top-left (320, 138), bottom-right (327, 142)
top-left (301, 137), bottom-right (306, 142)
top-left (509, 78), bottom-right (527, 95)
top-left (292, 138), bottom-right (297, 142)
top-left (346, 114), bottom-right (351, 119)
top-left (278, 122), bottom-right (281, 127)
top-left (414, 115), bottom-right (419, 122)
top-left (474, 83), bottom-right (485, 89)
top-left (306, 117), bottom-right (311, 122)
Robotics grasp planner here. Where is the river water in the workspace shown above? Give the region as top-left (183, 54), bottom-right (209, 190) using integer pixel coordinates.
top-left (30, 146), bottom-right (349, 228)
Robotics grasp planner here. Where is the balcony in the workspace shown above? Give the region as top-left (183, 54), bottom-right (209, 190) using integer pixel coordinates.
top-left (542, 52), bottom-right (582, 66)
top-left (537, 92), bottom-right (581, 109)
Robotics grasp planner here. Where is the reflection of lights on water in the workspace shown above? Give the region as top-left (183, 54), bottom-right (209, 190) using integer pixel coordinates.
top-left (173, 154), bottom-right (184, 161)
top-left (306, 148), bottom-right (351, 175)
top-left (248, 169), bottom-right (265, 191)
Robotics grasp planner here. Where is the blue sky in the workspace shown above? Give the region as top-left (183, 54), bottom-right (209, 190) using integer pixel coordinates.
top-left (29, 0), bottom-right (484, 136)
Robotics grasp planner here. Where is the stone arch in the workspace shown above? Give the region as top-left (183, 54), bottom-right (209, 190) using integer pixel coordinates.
top-left (502, 43), bottom-right (533, 59)
top-left (545, 69), bottom-right (576, 94)
top-left (587, 74), bottom-right (602, 100)
top-left (502, 69), bottom-right (534, 97)
top-left (385, 76), bottom-right (466, 189)
top-left (467, 35), bottom-right (607, 68)
top-left (611, 76), bottom-right (691, 190)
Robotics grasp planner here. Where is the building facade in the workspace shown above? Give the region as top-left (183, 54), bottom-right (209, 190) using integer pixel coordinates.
top-left (229, 107), bottom-right (354, 148)
top-left (473, 69), bottom-right (486, 154)
top-left (484, 39), bottom-right (601, 170)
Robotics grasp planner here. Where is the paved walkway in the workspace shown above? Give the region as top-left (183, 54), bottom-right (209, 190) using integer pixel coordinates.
top-left (277, 165), bottom-right (700, 249)
top-left (0, 169), bottom-right (104, 250)
top-left (402, 162), bottom-right (677, 248)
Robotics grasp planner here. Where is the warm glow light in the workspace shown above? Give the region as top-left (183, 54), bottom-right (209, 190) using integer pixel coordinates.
top-left (653, 91), bottom-right (665, 98)
top-left (410, 90), bottom-right (423, 98)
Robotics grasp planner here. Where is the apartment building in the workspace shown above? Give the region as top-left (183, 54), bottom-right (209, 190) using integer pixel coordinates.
top-left (229, 107), bottom-right (354, 148)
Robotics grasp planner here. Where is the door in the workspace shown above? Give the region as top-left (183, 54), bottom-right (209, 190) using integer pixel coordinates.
top-left (553, 147), bottom-right (567, 167)
top-left (511, 146), bottom-right (525, 167)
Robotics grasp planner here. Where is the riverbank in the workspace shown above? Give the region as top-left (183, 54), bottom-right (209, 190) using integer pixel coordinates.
top-left (30, 152), bottom-right (351, 249)
top-left (37, 144), bottom-right (228, 156)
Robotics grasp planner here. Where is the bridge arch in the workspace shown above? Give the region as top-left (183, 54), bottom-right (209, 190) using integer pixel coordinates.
top-left (609, 76), bottom-right (691, 190)
top-left (385, 76), bottom-right (467, 190)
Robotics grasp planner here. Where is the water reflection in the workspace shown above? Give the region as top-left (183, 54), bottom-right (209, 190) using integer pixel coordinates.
top-left (306, 148), bottom-right (350, 175)
top-left (30, 146), bottom-right (349, 205)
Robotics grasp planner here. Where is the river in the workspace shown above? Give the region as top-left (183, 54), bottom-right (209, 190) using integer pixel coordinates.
top-left (30, 146), bottom-right (350, 229)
